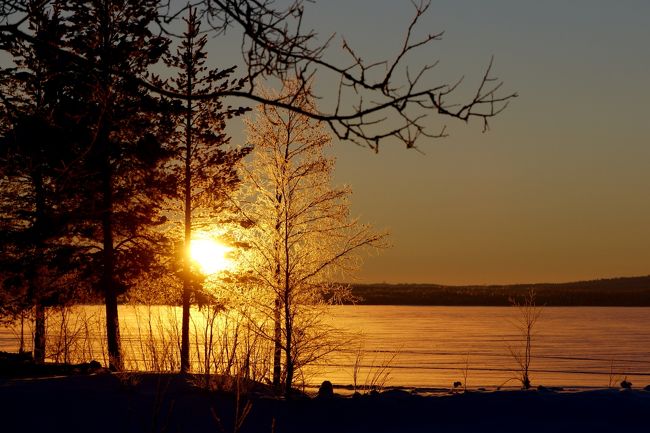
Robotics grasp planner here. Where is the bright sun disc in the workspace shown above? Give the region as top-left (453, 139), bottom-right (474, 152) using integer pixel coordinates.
top-left (189, 238), bottom-right (232, 275)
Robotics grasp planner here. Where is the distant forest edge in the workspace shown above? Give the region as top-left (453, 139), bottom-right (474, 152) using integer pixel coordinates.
top-left (345, 276), bottom-right (650, 306)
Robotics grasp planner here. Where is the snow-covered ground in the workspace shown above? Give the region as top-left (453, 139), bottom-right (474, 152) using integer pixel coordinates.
top-left (1, 373), bottom-right (649, 433)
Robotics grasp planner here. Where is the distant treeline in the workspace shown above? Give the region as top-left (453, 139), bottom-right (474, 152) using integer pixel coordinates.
top-left (345, 276), bottom-right (650, 306)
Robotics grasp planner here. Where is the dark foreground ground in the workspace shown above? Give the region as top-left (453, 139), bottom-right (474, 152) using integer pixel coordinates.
top-left (1, 372), bottom-right (650, 433)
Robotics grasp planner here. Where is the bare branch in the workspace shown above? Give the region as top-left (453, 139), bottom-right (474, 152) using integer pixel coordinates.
top-left (1, 0), bottom-right (516, 152)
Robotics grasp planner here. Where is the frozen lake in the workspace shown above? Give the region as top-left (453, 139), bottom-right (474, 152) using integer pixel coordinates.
top-left (323, 305), bottom-right (650, 388)
top-left (2, 305), bottom-right (650, 389)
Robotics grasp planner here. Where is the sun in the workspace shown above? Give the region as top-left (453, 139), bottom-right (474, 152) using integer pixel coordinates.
top-left (189, 238), bottom-right (233, 275)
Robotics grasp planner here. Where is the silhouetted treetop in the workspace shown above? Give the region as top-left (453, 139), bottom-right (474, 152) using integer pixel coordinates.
top-left (2, 0), bottom-right (517, 151)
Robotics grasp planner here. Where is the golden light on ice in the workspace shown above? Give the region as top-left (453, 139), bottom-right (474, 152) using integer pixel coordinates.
top-left (190, 238), bottom-right (233, 275)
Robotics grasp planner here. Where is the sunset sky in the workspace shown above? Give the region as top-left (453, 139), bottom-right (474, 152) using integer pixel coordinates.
top-left (265, 0), bottom-right (650, 285)
top-left (4, 1), bottom-right (648, 285)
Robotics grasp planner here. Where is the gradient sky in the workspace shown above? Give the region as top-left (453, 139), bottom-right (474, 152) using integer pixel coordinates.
top-left (4, 1), bottom-right (649, 285)
top-left (281, 0), bottom-right (650, 285)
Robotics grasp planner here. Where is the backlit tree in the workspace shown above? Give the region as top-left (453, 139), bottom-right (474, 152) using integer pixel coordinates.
top-left (0, 1), bottom-right (84, 362)
top-left (156, 7), bottom-right (250, 374)
top-left (241, 80), bottom-right (387, 396)
top-left (1, 0), bottom-right (516, 371)
top-left (60, 0), bottom-right (172, 370)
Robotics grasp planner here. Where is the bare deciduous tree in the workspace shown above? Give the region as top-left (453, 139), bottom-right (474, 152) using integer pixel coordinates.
top-left (181, 0), bottom-right (517, 150)
top-left (2, 0), bottom-right (517, 152)
top-left (239, 80), bottom-right (387, 396)
top-left (508, 289), bottom-right (542, 389)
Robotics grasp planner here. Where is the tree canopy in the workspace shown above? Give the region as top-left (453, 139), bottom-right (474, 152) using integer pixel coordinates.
top-left (1, 0), bottom-right (516, 150)
top-left (0, 0), bottom-right (515, 373)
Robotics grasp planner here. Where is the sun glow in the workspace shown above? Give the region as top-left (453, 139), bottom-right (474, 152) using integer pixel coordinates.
top-left (189, 238), bottom-right (233, 275)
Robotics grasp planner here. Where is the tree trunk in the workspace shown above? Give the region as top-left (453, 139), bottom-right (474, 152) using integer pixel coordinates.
top-left (272, 148), bottom-right (288, 393)
top-left (283, 207), bottom-right (293, 397)
top-left (103, 227), bottom-right (122, 371)
top-left (272, 230), bottom-right (283, 392)
top-left (97, 0), bottom-right (121, 373)
top-left (33, 304), bottom-right (46, 363)
top-left (180, 59), bottom-right (193, 374)
top-left (31, 169), bottom-right (47, 364)
top-left (272, 295), bottom-right (282, 391)
top-left (104, 278), bottom-right (121, 370)
top-left (180, 280), bottom-right (191, 373)
top-left (19, 313), bottom-right (25, 354)
top-left (101, 132), bottom-right (122, 371)
top-left (283, 293), bottom-right (293, 398)
top-left (282, 170), bottom-right (297, 398)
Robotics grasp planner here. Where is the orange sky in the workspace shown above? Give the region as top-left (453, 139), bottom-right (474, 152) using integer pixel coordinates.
top-left (295, 1), bottom-right (650, 284)
top-left (4, 1), bottom-right (648, 285)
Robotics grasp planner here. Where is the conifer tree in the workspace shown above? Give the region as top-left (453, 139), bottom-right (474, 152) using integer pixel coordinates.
top-left (61, 0), bottom-right (172, 370)
top-left (0, 1), bottom-right (82, 363)
top-left (156, 7), bottom-right (249, 373)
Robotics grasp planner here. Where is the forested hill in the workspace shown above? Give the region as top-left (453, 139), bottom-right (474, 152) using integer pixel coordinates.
top-left (346, 276), bottom-right (650, 306)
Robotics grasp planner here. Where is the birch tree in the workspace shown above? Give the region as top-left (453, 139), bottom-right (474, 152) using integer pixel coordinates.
top-left (241, 80), bottom-right (387, 396)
